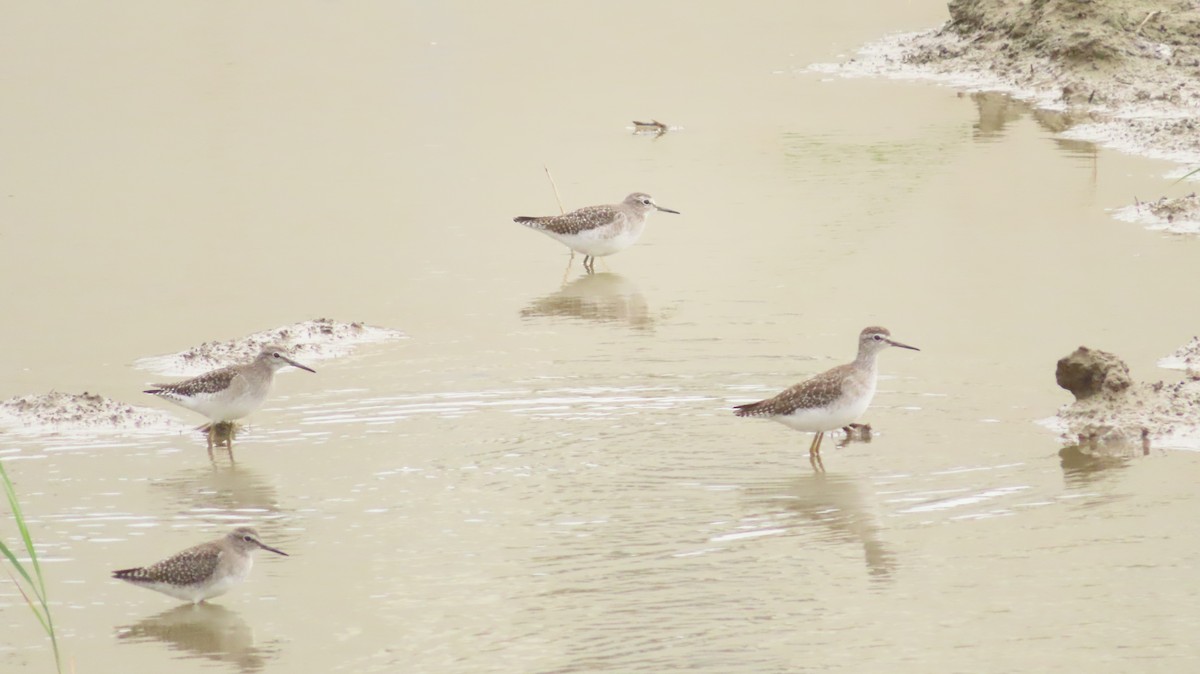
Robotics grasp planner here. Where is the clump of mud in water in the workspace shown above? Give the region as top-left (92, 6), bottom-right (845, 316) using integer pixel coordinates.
top-left (134, 317), bottom-right (406, 376)
top-left (1113, 193), bottom-right (1200, 234)
top-left (1053, 345), bottom-right (1200, 451)
top-left (0, 391), bottom-right (179, 435)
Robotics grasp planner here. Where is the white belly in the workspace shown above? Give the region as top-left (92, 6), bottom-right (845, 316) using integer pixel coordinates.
top-left (550, 223), bottom-right (645, 257)
top-left (132, 565), bottom-right (248, 604)
top-left (772, 387), bottom-right (875, 433)
top-left (169, 375), bottom-right (270, 422)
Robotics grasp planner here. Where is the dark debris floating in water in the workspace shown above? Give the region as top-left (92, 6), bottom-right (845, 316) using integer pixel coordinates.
top-left (631, 119), bottom-right (679, 136)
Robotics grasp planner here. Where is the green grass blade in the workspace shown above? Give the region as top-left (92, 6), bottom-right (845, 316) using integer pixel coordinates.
top-left (5, 568), bottom-right (52, 634)
top-left (0, 461), bottom-right (63, 673)
top-left (0, 538), bottom-right (38, 589)
top-left (1, 464), bottom-right (48, 601)
top-left (1171, 167), bottom-right (1198, 186)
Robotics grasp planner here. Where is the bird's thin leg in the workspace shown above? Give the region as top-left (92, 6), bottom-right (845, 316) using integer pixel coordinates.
top-left (810, 452), bottom-right (825, 472)
top-left (807, 432), bottom-right (820, 457)
top-left (813, 431), bottom-right (825, 457)
top-left (562, 254), bottom-right (573, 286)
top-left (583, 255), bottom-right (594, 274)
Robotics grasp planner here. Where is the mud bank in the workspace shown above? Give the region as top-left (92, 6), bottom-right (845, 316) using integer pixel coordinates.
top-left (1052, 345), bottom-right (1200, 452)
top-left (810, 0), bottom-right (1200, 228)
top-left (133, 318), bottom-right (405, 376)
top-left (1, 319), bottom-right (404, 438)
top-left (1159, 335), bottom-right (1200, 371)
top-left (0, 391), bottom-right (179, 436)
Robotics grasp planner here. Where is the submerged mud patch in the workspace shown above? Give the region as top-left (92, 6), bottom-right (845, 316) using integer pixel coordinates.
top-left (133, 318), bottom-right (406, 376)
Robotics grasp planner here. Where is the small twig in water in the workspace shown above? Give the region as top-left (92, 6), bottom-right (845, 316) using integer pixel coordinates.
top-left (543, 165), bottom-right (573, 279)
top-left (1135, 10), bottom-right (1160, 35)
top-left (543, 165), bottom-right (565, 215)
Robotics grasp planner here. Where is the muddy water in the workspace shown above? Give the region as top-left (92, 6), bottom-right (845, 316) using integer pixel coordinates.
top-left (3, 1), bottom-right (1199, 672)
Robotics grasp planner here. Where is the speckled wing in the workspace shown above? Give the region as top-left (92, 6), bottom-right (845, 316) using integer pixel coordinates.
top-left (514, 204), bottom-right (620, 236)
top-left (145, 366), bottom-right (238, 398)
top-left (734, 364), bottom-right (853, 417)
top-left (113, 544), bottom-right (222, 586)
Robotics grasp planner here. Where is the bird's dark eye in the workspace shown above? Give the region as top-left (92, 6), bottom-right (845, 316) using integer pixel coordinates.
top-left (273, 353), bottom-right (281, 358)
top-left (243, 535), bottom-right (254, 542)
top-left (642, 199), bottom-right (651, 204)
top-left (872, 334), bottom-right (883, 341)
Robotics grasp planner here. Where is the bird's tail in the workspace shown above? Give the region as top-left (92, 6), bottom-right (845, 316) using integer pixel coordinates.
top-left (733, 401), bottom-right (764, 417)
top-left (513, 216), bottom-right (547, 230)
top-left (112, 567), bottom-right (147, 580)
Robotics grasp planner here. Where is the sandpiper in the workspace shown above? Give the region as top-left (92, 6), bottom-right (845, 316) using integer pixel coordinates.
top-left (514, 192), bottom-right (679, 273)
top-left (734, 326), bottom-right (919, 468)
top-left (145, 344), bottom-right (315, 449)
top-left (112, 527), bottom-right (287, 604)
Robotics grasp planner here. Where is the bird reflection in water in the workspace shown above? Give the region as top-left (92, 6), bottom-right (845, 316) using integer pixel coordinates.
top-left (152, 463), bottom-right (284, 522)
top-left (520, 272), bottom-right (659, 332)
top-left (744, 471), bottom-right (895, 581)
top-left (115, 603), bottom-right (279, 673)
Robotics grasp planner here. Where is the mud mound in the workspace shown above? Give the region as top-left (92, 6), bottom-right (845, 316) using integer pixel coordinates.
top-left (134, 318), bottom-right (406, 376)
top-left (1053, 346), bottom-right (1200, 450)
top-left (0, 391), bottom-right (179, 435)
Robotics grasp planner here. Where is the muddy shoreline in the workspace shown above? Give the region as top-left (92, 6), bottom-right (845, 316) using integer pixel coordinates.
top-left (811, 0), bottom-right (1200, 230)
top-left (0, 319), bottom-right (404, 437)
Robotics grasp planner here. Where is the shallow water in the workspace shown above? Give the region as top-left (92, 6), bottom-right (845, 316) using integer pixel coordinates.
top-left (3, 1), bottom-right (1200, 672)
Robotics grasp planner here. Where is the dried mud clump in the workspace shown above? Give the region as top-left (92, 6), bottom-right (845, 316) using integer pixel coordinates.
top-left (1054, 346), bottom-right (1200, 450)
top-left (1056, 346), bottom-right (1132, 400)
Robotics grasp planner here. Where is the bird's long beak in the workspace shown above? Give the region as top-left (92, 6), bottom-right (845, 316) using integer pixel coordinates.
top-left (255, 541), bottom-right (289, 556)
top-left (283, 356), bottom-right (316, 373)
top-left (655, 205), bottom-right (680, 214)
top-left (887, 338), bottom-right (920, 351)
